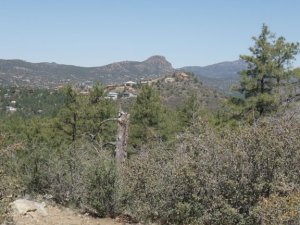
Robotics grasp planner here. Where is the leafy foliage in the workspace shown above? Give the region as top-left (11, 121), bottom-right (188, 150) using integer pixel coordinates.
top-left (122, 116), bottom-right (300, 225)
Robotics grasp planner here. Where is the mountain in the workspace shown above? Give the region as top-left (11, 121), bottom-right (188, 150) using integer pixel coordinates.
top-left (90, 55), bottom-right (173, 81)
top-left (0, 56), bottom-right (247, 91)
top-left (180, 60), bottom-right (247, 79)
top-left (179, 60), bottom-right (248, 91)
top-left (0, 56), bottom-right (173, 88)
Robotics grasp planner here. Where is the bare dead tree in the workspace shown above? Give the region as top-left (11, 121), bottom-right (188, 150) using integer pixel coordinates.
top-left (115, 111), bottom-right (130, 168)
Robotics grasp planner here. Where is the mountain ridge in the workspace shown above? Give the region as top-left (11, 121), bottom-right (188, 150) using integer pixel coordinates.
top-left (179, 59), bottom-right (247, 78)
top-left (178, 59), bottom-right (248, 91)
top-left (0, 56), bottom-right (245, 90)
top-left (0, 55), bottom-right (174, 87)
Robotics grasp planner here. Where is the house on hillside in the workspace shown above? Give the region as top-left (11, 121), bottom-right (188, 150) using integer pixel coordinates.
top-left (140, 79), bottom-right (150, 85)
top-left (174, 72), bottom-right (189, 80)
top-left (124, 81), bottom-right (137, 87)
top-left (106, 91), bottom-right (118, 100)
top-left (6, 106), bottom-right (17, 113)
top-left (122, 91), bottom-right (137, 98)
top-left (164, 77), bottom-right (175, 83)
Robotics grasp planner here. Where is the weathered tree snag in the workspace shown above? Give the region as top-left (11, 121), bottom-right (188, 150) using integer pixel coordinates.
top-left (115, 111), bottom-right (130, 168)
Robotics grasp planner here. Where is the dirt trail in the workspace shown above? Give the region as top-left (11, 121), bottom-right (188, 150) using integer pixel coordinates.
top-left (10, 202), bottom-right (130, 225)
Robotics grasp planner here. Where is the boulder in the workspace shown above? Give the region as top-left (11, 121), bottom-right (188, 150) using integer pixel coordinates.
top-left (9, 199), bottom-right (48, 216)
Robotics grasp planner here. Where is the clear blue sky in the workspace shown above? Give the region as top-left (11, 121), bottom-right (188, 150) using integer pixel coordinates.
top-left (0, 0), bottom-right (299, 68)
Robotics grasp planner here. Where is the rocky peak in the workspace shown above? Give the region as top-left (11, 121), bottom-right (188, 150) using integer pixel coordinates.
top-left (144, 55), bottom-right (172, 68)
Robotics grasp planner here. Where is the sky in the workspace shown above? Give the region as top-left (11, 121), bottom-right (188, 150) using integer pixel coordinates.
top-left (0, 0), bottom-right (299, 68)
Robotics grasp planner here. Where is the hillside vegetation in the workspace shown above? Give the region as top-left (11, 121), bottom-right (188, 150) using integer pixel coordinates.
top-left (0, 56), bottom-right (247, 92)
top-left (1, 25), bottom-right (300, 225)
top-left (0, 56), bottom-right (173, 88)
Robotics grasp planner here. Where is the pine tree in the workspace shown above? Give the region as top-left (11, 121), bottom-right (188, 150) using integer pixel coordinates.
top-left (232, 24), bottom-right (299, 119)
top-left (129, 85), bottom-right (179, 148)
top-left (130, 85), bottom-right (163, 147)
top-left (56, 84), bottom-right (117, 143)
top-left (57, 85), bottom-right (81, 142)
top-left (84, 83), bottom-right (117, 142)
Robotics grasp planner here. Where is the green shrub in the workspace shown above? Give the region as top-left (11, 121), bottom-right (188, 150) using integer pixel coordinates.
top-left (13, 139), bottom-right (119, 217)
top-left (121, 117), bottom-right (300, 224)
top-left (86, 160), bottom-right (117, 217)
top-left (0, 136), bottom-right (23, 224)
top-left (248, 192), bottom-right (300, 225)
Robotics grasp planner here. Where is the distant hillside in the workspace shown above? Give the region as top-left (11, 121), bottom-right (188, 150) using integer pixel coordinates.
top-left (180, 60), bottom-right (247, 78)
top-left (0, 56), bottom-right (173, 88)
top-left (156, 72), bottom-right (223, 111)
top-left (179, 60), bottom-right (248, 91)
top-left (0, 56), bottom-right (248, 91)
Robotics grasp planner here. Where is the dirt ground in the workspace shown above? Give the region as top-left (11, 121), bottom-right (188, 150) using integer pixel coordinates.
top-left (11, 204), bottom-right (130, 225)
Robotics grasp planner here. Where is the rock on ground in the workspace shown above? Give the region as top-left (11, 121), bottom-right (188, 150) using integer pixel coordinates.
top-left (7, 199), bottom-right (129, 225)
top-left (10, 199), bottom-right (48, 216)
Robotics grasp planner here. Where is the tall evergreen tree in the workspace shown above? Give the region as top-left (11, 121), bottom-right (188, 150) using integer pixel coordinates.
top-left (56, 84), bottom-right (117, 143)
top-left (129, 85), bottom-right (179, 149)
top-left (57, 85), bottom-right (81, 142)
top-left (84, 83), bottom-right (117, 142)
top-left (232, 24), bottom-right (299, 119)
top-left (130, 85), bottom-right (163, 147)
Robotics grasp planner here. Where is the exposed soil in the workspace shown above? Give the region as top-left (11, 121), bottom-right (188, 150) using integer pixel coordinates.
top-left (11, 203), bottom-right (130, 225)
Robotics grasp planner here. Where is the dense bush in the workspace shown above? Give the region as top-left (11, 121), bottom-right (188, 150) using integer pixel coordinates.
top-left (86, 159), bottom-right (117, 217)
top-left (121, 116), bottom-right (300, 224)
top-left (0, 134), bottom-right (23, 224)
top-left (12, 140), bottom-right (119, 217)
top-left (249, 192), bottom-right (300, 225)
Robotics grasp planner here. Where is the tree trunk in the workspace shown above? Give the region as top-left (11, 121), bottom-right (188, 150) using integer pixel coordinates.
top-left (72, 112), bottom-right (77, 142)
top-left (115, 112), bottom-right (130, 168)
top-left (260, 77), bottom-right (265, 94)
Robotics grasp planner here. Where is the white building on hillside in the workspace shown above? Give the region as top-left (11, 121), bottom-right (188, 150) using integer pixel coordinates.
top-left (106, 92), bottom-right (118, 100)
top-left (124, 81), bottom-right (137, 86)
top-left (6, 106), bottom-right (17, 113)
